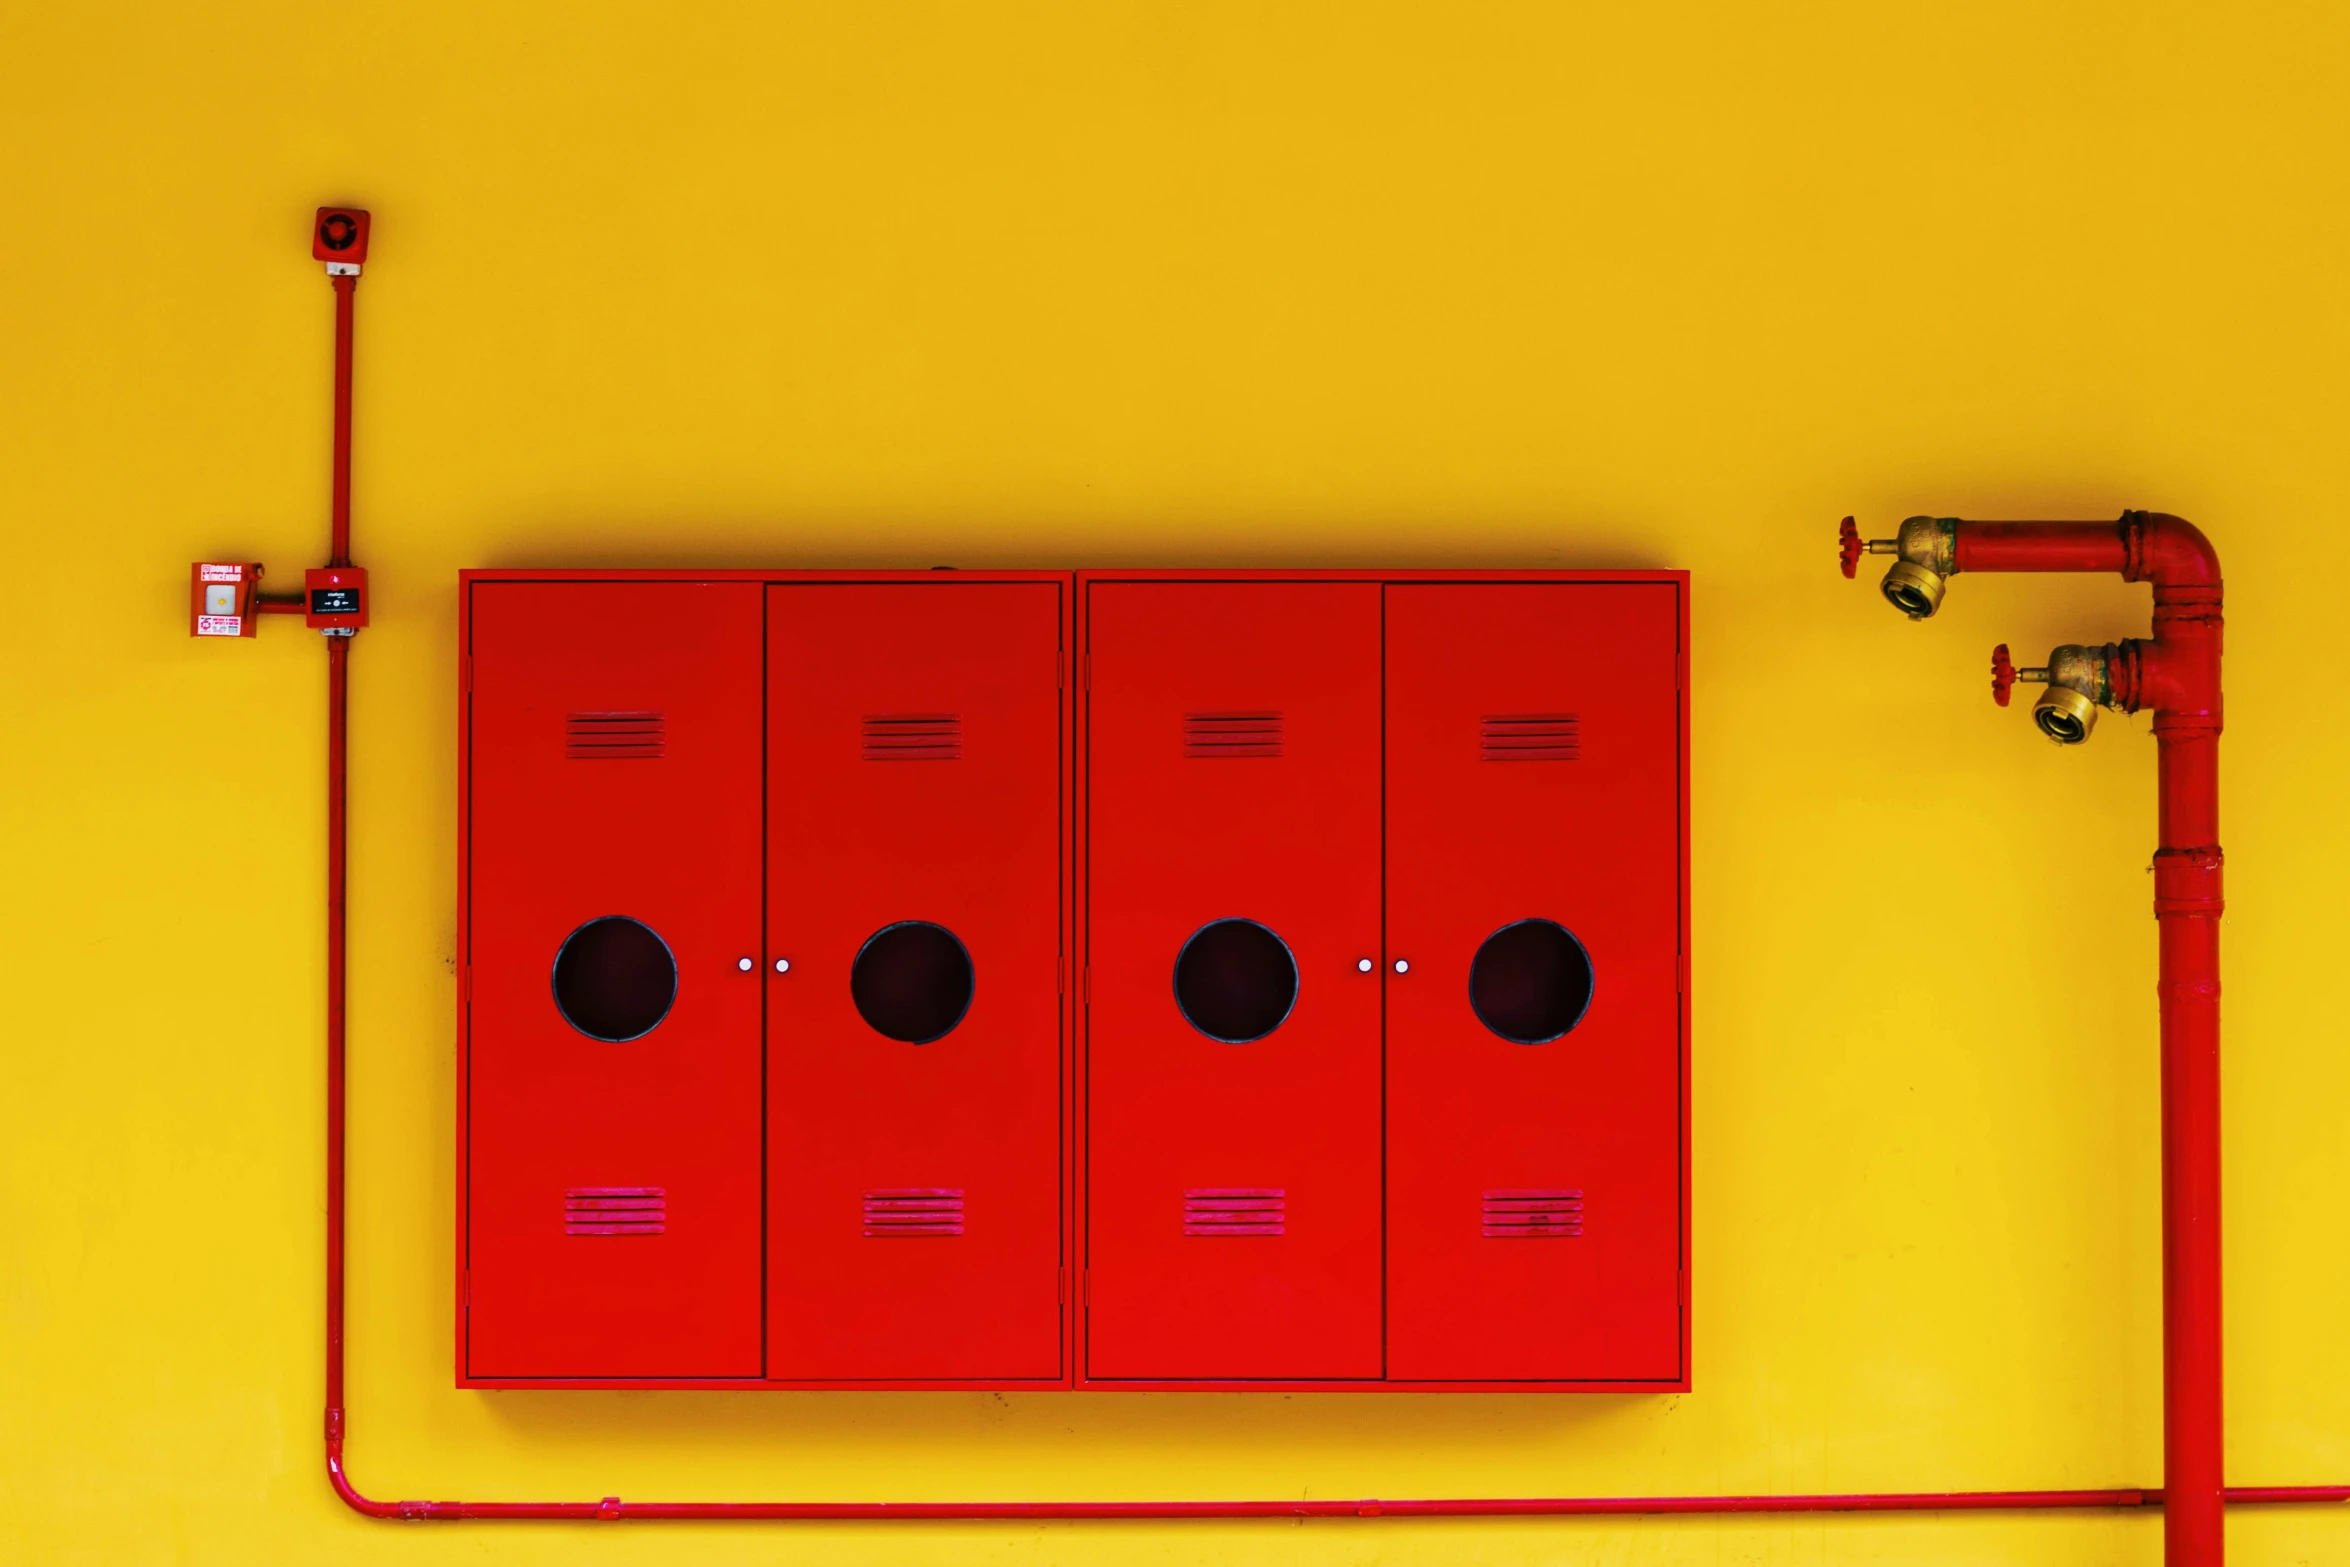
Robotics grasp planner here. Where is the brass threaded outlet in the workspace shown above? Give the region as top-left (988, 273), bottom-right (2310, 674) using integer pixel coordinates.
top-left (2034, 685), bottom-right (2099, 744)
top-left (1881, 559), bottom-right (1946, 619)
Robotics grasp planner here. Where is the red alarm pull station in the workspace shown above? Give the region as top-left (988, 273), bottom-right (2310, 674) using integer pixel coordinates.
top-left (305, 566), bottom-right (368, 634)
top-left (312, 207), bottom-right (370, 272)
top-left (191, 562), bottom-right (262, 638)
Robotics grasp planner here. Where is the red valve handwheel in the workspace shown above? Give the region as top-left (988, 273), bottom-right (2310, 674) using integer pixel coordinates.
top-left (1991, 643), bottom-right (2016, 707)
top-left (1838, 516), bottom-right (1862, 578)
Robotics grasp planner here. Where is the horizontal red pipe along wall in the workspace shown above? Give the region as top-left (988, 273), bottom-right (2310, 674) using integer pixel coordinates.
top-left (323, 1476), bottom-right (2350, 1523)
top-left (298, 230), bottom-right (2348, 1532)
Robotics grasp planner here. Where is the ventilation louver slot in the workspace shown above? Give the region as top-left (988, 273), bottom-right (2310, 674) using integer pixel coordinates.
top-left (863, 713), bottom-right (963, 761)
top-left (1184, 711), bottom-right (1284, 759)
top-left (566, 711), bottom-right (665, 760)
top-left (1183, 1188), bottom-right (1286, 1236)
top-left (863, 1188), bottom-right (965, 1236)
top-left (564, 1187), bottom-right (666, 1236)
top-left (1479, 713), bottom-right (1580, 762)
top-left (1481, 1188), bottom-right (1584, 1237)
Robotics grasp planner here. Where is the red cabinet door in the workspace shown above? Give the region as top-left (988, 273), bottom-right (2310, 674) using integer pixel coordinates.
top-left (1384, 583), bottom-right (1683, 1381)
top-left (466, 582), bottom-right (764, 1378)
top-left (1084, 583), bottom-right (1383, 1380)
top-left (766, 584), bottom-right (1066, 1380)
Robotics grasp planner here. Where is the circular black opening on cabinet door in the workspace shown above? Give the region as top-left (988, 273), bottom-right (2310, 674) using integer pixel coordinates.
top-left (551, 916), bottom-right (678, 1042)
top-left (1173, 918), bottom-right (1299, 1044)
top-left (1468, 918), bottom-right (1595, 1044)
top-left (851, 921), bottom-right (975, 1044)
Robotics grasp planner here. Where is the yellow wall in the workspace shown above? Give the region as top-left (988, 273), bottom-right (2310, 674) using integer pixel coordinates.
top-left (6, 3), bottom-right (2348, 1562)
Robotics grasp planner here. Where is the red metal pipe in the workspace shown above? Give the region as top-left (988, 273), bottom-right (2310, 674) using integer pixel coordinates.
top-left (325, 632), bottom-right (349, 1446)
top-left (329, 273), bottom-right (355, 569)
top-left (331, 1471), bottom-right (2174, 1520)
top-left (321, 1454), bottom-right (2350, 1524)
top-left (1955, 521), bottom-right (2131, 575)
top-left (293, 256), bottom-right (2328, 1533)
top-left (322, 266), bottom-right (357, 1453)
top-left (2141, 521), bottom-right (2225, 1567)
top-left (298, 246), bottom-right (357, 1505)
top-left (1948, 511), bottom-right (2227, 1565)
top-left (2226, 1487), bottom-right (2350, 1506)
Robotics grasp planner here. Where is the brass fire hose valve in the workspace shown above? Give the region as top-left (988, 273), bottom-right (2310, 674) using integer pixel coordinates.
top-left (1840, 516), bottom-right (1958, 620)
top-left (1991, 641), bottom-right (2121, 745)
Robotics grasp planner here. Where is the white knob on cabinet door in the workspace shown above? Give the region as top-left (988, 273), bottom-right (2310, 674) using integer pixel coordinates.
top-left (773, 958), bottom-right (791, 975)
top-left (737, 956), bottom-right (754, 972)
top-left (1393, 959), bottom-right (1410, 975)
top-left (1356, 958), bottom-right (1374, 973)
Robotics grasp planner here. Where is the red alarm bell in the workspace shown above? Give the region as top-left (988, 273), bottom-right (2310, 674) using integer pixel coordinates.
top-left (312, 207), bottom-right (370, 272)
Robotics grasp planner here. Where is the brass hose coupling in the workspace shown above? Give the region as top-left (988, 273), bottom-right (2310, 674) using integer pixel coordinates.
top-left (1841, 515), bottom-right (1958, 619)
top-left (1991, 641), bottom-right (2122, 744)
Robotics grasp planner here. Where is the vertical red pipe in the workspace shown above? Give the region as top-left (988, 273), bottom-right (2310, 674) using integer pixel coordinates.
top-left (325, 634), bottom-right (350, 1447)
top-left (1957, 515), bottom-right (2227, 1566)
top-left (329, 274), bottom-right (355, 569)
top-left (2146, 571), bottom-right (2227, 1567)
top-left (323, 268), bottom-right (357, 1460)
top-left (2159, 880), bottom-right (2224, 1564)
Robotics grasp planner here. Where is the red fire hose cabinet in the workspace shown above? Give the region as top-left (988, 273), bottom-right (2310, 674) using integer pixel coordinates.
top-left (461, 573), bottom-right (1072, 1389)
top-left (1080, 572), bottom-right (1687, 1390)
top-left (459, 569), bottom-right (1686, 1392)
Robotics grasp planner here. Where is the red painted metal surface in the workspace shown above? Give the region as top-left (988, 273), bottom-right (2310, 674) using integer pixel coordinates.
top-left (1084, 581), bottom-right (1386, 1380)
top-left (327, 1480), bottom-right (2350, 1520)
top-left (1952, 521), bottom-right (2130, 575)
top-left (321, 244), bottom-right (359, 1455)
top-left (1069, 572), bottom-right (1689, 1391)
top-left (190, 561), bottom-right (265, 636)
top-left (1385, 584), bottom-right (1682, 1382)
top-left (324, 632), bottom-right (348, 1447)
top-left (328, 272), bottom-right (353, 567)
top-left (1932, 511), bottom-right (2228, 1567)
top-left (465, 582), bottom-right (765, 1378)
top-left (312, 206), bottom-right (372, 268)
top-left (2142, 518), bottom-right (2226, 1567)
top-left (1990, 643), bottom-right (2018, 706)
top-left (304, 565), bottom-right (368, 632)
top-left (1838, 515), bottom-right (1865, 577)
top-left (765, 582), bottom-right (1067, 1382)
